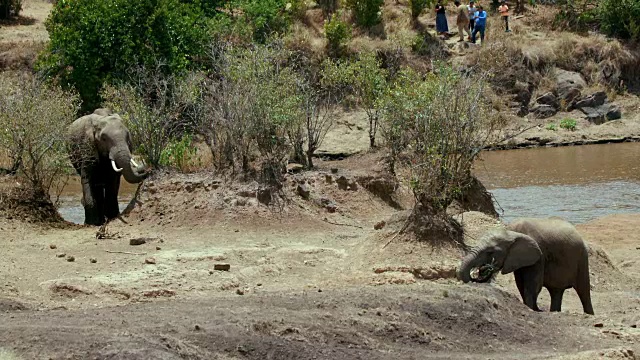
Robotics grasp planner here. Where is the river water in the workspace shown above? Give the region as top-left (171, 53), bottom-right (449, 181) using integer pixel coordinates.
top-left (53, 143), bottom-right (640, 225)
top-left (474, 142), bottom-right (640, 224)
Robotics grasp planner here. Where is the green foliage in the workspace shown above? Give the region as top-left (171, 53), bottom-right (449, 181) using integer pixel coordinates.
top-left (554, 0), bottom-right (598, 32)
top-left (102, 67), bottom-right (205, 168)
top-left (598, 0), bottom-right (640, 41)
top-left (159, 134), bottom-right (202, 172)
top-left (0, 73), bottom-right (80, 200)
top-left (546, 123), bottom-right (557, 131)
top-left (559, 118), bottom-right (577, 131)
top-left (324, 11), bottom-right (352, 55)
top-left (380, 64), bottom-right (503, 216)
top-left (0, 0), bottom-right (22, 19)
top-left (409, 0), bottom-right (431, 19)
top-left (37, 0), bottom-right (210, 111)
top-left (240, 0), bottom-right (302, 43)
top-left (344, 0), bottom-right (385, 28)
top-left (349, 52), bottom-right (388, 147)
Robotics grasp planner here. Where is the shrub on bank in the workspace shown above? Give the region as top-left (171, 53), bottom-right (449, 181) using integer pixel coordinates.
top-left (0, 73), bottom-right (80, 202)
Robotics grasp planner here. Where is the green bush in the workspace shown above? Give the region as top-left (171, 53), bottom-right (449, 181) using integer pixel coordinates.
top-left (409, 0), bottom-right (431, 19)
top-left (0, 0), bottom-right (22, 19)
top-left (349, 52), bottom-right (388, 148)
top-left (598, 0), bottom-right (640, 40)
top-left (159, 134), bottom-right (201, 172)
top-left (380, 65), bottom-right (504, 220)
top-left (546, 123), bottom-right (557, 131)
top-left (344, 0), bottom-right (384, 28)
top-left (324, 11), bottom-right (352, 55)
top-left (37, 0), bottom-right (210, 112)
top-left (241, 0), bottom-right (301, 43)
top-left (559, 118), bottom-right (577, 131)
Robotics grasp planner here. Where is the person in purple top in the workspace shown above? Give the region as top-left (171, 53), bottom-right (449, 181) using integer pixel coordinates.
top-left (471, 5), bottom-right (487, 44)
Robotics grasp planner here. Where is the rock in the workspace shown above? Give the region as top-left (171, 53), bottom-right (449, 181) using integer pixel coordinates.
top-left (555, 69), bottom-right (586, 105)
top-left (129, 238), bottom-right (147, 246)
top-left (318, 197), bottom-right (338, 213)
top-left (535, 92), bottom-right (559, 108)
top-left (214, 263), bottom-right (231, 271)
top-left (145, 257), bottom-right (156, 265)
top-left (257, 188), bottom-right (272, 205)
top-left (56, 253), bottom-right (66, 258)
top-left (374, 221), bottom-right (386, 230)
top-left (573, 91), bottom-right (607, 109)
top-left (49, 244), bottom-right (57, 249)
top-left (594, 323), bottom-right (604, 328)
top-left (325, 174), bottom-right (333, 184)
top-left (529, 104), bottom-right (557, 119)
top-left (581, 104), bottom-right (622, 124)
top-left (90, 258), bottom-right (97, 263)
top-left (194, 324), bottom-right (202, 331)
top-left (604, 104), bottom-right (622, 120)
top-left (297, 182), bottom-right (311, 199)
top-left (66, 255), bottom-right (75, 262)
top-left (286, 163), bottom-right (304, 173)
top-left (236, 289), bottom-right (245, 295)
top-left (331, 168), bottom-right (339, 174)
top-left (336, 176), bottom-right (349, 190)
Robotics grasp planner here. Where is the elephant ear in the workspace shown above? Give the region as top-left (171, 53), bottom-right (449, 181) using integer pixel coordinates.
top-left (501, 232), bottom-right (542, 274)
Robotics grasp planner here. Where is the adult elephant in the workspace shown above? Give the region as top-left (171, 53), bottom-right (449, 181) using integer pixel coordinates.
top-left (67, 108), bottom-right (149, 226)
top-left (457, 217), bottom-right (594, 315)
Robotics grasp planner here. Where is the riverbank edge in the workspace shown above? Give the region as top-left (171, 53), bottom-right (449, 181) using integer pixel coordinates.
top-left (485, 135), bottom-right (640, 151)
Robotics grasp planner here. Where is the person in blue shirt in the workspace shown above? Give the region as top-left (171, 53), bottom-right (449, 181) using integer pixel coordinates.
top-left (471, 5), bottom-right (487, 44)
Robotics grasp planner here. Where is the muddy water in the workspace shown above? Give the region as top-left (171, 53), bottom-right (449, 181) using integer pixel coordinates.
top-left (474, 142), bottom-right (640, 224)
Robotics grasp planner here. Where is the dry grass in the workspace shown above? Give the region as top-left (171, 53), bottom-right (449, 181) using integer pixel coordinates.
top-left (0, 41), bottom-right (46, 71)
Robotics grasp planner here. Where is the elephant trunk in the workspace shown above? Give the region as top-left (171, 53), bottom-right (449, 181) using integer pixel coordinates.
top-left (457, 248), bottom-right (490, 283)
top-left (111, 147), bottom-right (147, 184)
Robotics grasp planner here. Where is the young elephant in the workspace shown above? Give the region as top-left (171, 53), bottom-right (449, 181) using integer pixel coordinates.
top-left (457, 217), bottom-right (594, 315)
top-left (67, 109), bottom-right (149, 225)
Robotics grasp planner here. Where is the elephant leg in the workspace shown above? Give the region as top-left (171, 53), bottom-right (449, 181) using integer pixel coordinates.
top-left (519, 264), bottom-right (543, 312)
top-left (514, 269), bottom-right (526, 301)
top-left (575, 262), bottom-right (594, 315)
top-left (104, 173), bottom-right (121, 220)
top-left (80, 168), bottom-right (103, 226)
top-left (548, 288), bottom-right (564, 312)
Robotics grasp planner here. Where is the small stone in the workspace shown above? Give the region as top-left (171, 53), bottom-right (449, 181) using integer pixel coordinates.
top-left (325, 174), bottom-right (333, 184)
top-left (56, 253), bottom-right (66, 258)
top-left (156, 246), bottom-right (161, 251)
top-left (594, 323), bottom-right (604, 328)
top-left (297, 183), bottom-right (311, 200)
top-left (49, 244), bottom-right (57, 249)
top-left (236, 289), bottom-right (244, 295)
top-left (194, 324), bottom-right (201, 331)
top-left (317, 289), bottom-right (322, 293)
top-left (66, 255), bottom-right (75, 262)
top-left (129, 238), bottom-right (146, 246)
top-left (331, 168), bottom-right (339, 174)
top-left (214, 263), bottom-right (231, 271)
top-left (257, 283), bottom-right (263, 286)
top-left (234, 229), bottom-right (239, 233)
top-left (145, 257), bottom-right (156, 265)
top-left (374, 221), bottom-right (386, 230)
top-left (90, 258), bottom-right (97, 263)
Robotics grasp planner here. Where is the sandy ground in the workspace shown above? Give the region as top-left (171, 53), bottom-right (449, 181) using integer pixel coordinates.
top-left (0, 168), bottom-right (639, 359)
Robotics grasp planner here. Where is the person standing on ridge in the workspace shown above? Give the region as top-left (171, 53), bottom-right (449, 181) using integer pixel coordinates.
top-left (455, 0), bottom-right (472, 42)
top-left (499, 0), bottom-right (511, 32)
top-left (471, 5), bottom-right (487, 44)
top-left (467, 1), bottom-right (477, 38)
top-left (435, 0), bottom-right (449, 35)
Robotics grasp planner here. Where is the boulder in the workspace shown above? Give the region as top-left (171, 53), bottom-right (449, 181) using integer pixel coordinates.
top-left (573, 91), bottom-right (607, 110)
top-left (296, 182), bottom-right (311, 200)
top-left (580, 104), bottom-right (622, 124)
top-left (529, 104), bottom-right (557, 119)
top-left (535, 92), bottom-right (559, 108)
top-left (554, 69), bottom-right (586, 107)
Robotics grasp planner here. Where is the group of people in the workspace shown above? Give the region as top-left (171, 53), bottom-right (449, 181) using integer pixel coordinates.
top-left (435, 0), bottom-right (511, 45)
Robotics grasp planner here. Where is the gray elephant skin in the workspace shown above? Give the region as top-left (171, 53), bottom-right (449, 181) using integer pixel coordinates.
top-left (67, 109), bottom-right (148, 226)
top-left (457, 217), bottom-right (594, 315)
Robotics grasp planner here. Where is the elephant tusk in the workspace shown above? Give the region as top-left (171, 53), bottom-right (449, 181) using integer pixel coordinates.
top-left (111, 159), bottom-right (123, 173)
top-left (130, 159), bottom-right (140, 168)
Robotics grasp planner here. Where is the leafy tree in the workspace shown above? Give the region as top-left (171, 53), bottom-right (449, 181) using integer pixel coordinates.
top-left (598, 0), bottom-right (640, 40)
top-left (37, 0), bottom-right (210, 112)
top-left (344, 0), bottom-right (385, 28)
